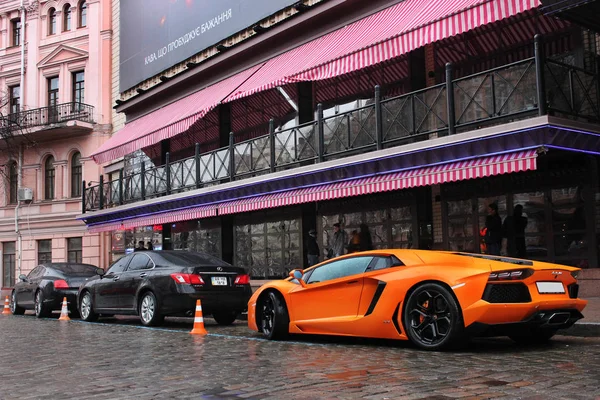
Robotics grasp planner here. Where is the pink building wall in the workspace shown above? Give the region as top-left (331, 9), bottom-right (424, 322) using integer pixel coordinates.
top-left (0, 0), bottom-right (113, 291)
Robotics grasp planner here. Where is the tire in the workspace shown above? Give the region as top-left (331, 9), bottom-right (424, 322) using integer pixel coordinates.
top-left (259, 291), bottom-right (289, 340)
top-left (79, 291), bottom-right (98, 322)
top-left (34, 290), bottom-right (51, 318)
top-left (138, 292), bottom-right (164, 327)
top-left (509, 328), bottom-right (557, 345)
top-left (10, 291), bottom-right (25, 315)
top-left (212, 310), bottom-right (238, 326)
top-left (403, 282), bottom-right (464, 351)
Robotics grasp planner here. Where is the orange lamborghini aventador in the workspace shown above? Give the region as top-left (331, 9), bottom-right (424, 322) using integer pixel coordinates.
top-left (247, 250), bottom-right (587, 350)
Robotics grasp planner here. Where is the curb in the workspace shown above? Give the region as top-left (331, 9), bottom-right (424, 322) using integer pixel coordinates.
top-left (562, 322), bottom-right (600, 338)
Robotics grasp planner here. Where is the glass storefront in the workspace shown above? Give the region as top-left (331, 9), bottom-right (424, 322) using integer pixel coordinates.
top-left (172, 219), bottom-right (222, 259)
top-left (111, 226), bottom-right (163, 262)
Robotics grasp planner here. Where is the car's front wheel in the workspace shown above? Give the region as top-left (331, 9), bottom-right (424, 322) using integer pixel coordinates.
top-left (403, 282), bottom-right (464, 350)
top-left (10, 291), bottom-right (24, 315)
top-left (212, 310), bottom-right (238, 326)
top-left (139, 292), bottom-right (164, 327)
top-left (34, 290), bottom-right (51, 318)
top-left (259, 291), bottom-right (289, 340)
top-left (509, 328), bottom-right (557, 344)
top-left (79, 292), bottom-right (98, 322)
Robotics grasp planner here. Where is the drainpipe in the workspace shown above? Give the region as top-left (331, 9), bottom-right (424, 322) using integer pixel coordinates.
top-left (15, 146), bottom-right (24, 279)
top-left (19, 0), bottom-right (25, 108)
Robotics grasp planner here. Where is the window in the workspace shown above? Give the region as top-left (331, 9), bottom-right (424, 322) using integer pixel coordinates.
top-left (305, 256), bottom-right (373, 284)
top-left (48, 8), bottom-right (57, 35)
top-left (9, 86), bottom-right (20, 115)
top-left (71, 152), bottom-right (82, 197)
top-left (44, 156), bottom-right (55, 200)
top-left (366, 255), bottom-right (403, 271)
top-left (48, 77), bottom-right (59, 123)
top-left (28, 266), bottom-right (46, 280)
top-left (38, 240), bottom-right (52, 264)
top-left (72, 71), bottom-right (84, 107)
top-left (2, 242), bottom-right (16, 287)
top-left (67, 237), bottom-right (82, 263)
top-left (9, 161), bottom-right (18, 204)
top-left (126, 254), bottom-right (153, 271)
top-left (106, 256), bottom-right (130, 274)
top-left (63, 5), bottom-right (71, 31)
top-left (78, 1), bottom-right (87, 27)
top-left (11, 19), bottom-right (21, 46)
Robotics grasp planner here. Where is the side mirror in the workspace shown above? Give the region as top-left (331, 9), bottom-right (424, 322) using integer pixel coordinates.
top-left (18, 274), bottom-right (27, 282)
top-left (96, 268), bottom-right (105, 276)
top-left (289, 269), bottom-right (306, 287)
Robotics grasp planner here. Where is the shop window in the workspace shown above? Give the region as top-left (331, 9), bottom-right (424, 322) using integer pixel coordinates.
top-left (513, 192), bottom-right (547, 260)
top-left (551, 187), bottom-right (588, 268)
top-left (446, 199), bottom-right (476, 253)
top-left (2, 242), bottom-right (16, 287)
top-left (38, 239), bottom-right (52, 264)
top-left (67, 237), bottom-right (82, 263)
top-left (172, 220), bottom-right (221, 258)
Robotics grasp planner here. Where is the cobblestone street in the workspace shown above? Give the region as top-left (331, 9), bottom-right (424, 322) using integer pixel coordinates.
top-left (1, 314), bottom-right (599, 399)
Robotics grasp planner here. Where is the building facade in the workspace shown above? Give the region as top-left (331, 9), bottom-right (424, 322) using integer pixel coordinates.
top-left (0, 0), bottom-right (112, 296)
top-left (82, 0), bottom-right (600, 294)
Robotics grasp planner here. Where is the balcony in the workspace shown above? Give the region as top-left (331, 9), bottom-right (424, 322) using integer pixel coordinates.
top-left (83, 56), bottom-right (600, 213)
top-left (1, 102), bottom-right (96, 132)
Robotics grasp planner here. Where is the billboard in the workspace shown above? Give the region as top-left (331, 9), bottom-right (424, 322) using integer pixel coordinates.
top-left (120, 0), bottom-right (298, 92)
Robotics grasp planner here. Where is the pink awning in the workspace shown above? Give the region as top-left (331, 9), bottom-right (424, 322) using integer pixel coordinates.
top-left (224, 0), bottom-right (540, 103)
top-left (218, 150), bottom-right (539, 215)
top-left (91, 64), bottom-right (263, 164)
top-left (87, 205), bottom-right (217, 233)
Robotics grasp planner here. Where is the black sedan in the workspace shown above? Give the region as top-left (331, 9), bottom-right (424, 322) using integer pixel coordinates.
top-left (11, 263), bottom-right (104, 318)
top-left (77, 250), bottom-right (253, 327)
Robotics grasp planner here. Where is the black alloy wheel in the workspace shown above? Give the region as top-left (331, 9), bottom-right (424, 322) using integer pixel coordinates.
top-left (403, 283), bottom-right (464, 350)
top-left (509, 328), bottom-right (557, 345)
top-left (34, 290), bottom-right (51, 318)
top-left (79, 292), bottom-right (98, 322)
top-left (138, 292), bottom-right (164, 327)
top-left (10, 291), bottom-right (24, 315)
top-left (212, 310), bottom-right (238, 326)
top-left (259, 291), bottom-right (289, 340)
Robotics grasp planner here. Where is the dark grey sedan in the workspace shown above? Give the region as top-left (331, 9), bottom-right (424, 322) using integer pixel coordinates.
top-left (77, 251), bottom-right (252, 327)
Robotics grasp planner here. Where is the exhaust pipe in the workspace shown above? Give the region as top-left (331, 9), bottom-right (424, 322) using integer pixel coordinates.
top-left (547, 312), bottom-right (570, 325)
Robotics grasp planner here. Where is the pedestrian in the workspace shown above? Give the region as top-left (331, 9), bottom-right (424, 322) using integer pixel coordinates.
top-left (134, 240), bottom-right (145, 252)
top-left (306, 229), bottom-right (320, 267)
top-left (503, 204), bottom-right (528, 258)
top-left (347, 230), bottom-right (360, 253)
top-left (484, 203), bottom-right (502, 255)
top-left (358, 223), bottom-right (374, 251)
top-left (146, 241), bottom-right (153, 251)
top-left (330, 223), bottom-right (348, 258)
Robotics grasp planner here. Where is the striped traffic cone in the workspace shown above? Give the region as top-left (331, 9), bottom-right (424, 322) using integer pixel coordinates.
top-left (190, 299), bottom-right (207, 335)
top-left (2, 296), bottom-right (10, 315)
top-left (58, 297), bottom-right (70, 321)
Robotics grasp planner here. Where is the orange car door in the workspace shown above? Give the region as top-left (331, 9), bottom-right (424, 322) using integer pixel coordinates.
top-left (289, 256), bottom-right (373, 323)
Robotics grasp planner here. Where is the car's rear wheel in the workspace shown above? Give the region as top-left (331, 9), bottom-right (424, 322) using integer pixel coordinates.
top-left (34, 290), bottom-right (51, 318)
top-left (139, 292), bottom-right (164, 327)
top-left (509, 328), bottom-right (557, 345)
top-left (79, 292), bottom-right (98, 322)
top-left (403, 283), bottom-right (464, 350)
top-left (212, 310), bottom-right (238, 326)
top-left (10, 291), bottom-right (24, 315)
top-left (259, 291), bottom-right (289, 340)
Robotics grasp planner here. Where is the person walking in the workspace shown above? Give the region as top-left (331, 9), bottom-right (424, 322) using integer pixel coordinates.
top-left (484, 203), bottom-right (502, 255)
top-left (306, 229), bottom-right (320, 267)
top-left (503, 204), bottom-right (528, 258)
top-left (330, 223), bottom-right (348, 258)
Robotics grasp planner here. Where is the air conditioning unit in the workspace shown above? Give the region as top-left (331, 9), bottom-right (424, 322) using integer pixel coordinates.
top-left (17, 188), bottom-right (33, 202)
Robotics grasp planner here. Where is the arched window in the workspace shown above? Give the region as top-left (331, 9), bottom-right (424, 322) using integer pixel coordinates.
top-left (78, 1), bottom-right (87, 28)
top-left (63, 5), bottom-right (71, 31)
top-left (48, 8), bottom-right (57, 35)
top-left (9, 161), bottom-right (18, 204)
top-left (71, 152), bottom-right (82, 197)
top-left (45, 156), bottom-right (55, 200)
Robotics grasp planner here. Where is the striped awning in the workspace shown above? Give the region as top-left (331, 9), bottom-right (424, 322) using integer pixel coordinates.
top-left (90, 64), bottom-right (263, 165)
top-left (86, 205), bottom-right (217, 233)
top-left (218, 150), bottom-right (538, 215)
top-left (224, 0), bottom-right (540, 103)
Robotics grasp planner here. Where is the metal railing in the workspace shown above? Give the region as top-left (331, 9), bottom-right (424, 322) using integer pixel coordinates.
top-left (1, 102), bottom-right (95, 130)
top-left (83, 38), bottom-right (600, 213)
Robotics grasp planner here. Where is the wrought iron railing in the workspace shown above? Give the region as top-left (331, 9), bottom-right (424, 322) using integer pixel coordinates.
top-left (83, 42), bottom-right (600, 213)
top-left (1, 102), bottom-right (95, 130)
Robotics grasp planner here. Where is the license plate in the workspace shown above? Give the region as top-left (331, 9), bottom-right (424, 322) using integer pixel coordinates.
top-left (536, 282), bottom-right (565, 294)
top-left (211, 276), bottom-right (228, 286)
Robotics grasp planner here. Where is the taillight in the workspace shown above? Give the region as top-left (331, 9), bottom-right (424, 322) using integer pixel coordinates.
top-left (54, 279), bottom-right (69, 289)
top-left (234, 274), bottom-right (250, 285)
top-left (488, 269), bottom-right (533, 281)
top-left (171, 273), bottom-right (205, 285)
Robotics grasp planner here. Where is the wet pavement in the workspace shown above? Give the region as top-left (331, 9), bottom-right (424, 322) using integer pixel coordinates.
top-left (1, 312), bottom-right (600, 399)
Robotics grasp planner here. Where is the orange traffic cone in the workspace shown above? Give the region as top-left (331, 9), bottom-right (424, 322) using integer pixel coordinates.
top-left (2, 296), bottom-right (10, 315)
top-left (58, 297), bottom-right (70, 321)
top-left (190, 299), bottom-right (207, 335)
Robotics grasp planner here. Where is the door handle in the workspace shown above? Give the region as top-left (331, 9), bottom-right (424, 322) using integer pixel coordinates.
top-left (113, 276), bottom-right (120, 281)
top-left (139, 273), bottom-right (147, 278)
top-left (347, 280), bottom-right (359, 284)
